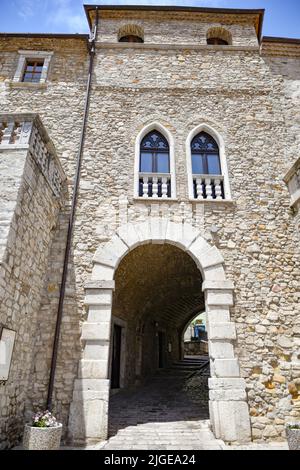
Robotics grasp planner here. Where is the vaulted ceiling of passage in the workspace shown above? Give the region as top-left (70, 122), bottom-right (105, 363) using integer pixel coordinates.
top-left (113, 243), bottom-right (204, 331)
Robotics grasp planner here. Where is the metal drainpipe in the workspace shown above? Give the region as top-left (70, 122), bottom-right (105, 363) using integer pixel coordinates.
top-left (46, 7), bottom-right (99, 410)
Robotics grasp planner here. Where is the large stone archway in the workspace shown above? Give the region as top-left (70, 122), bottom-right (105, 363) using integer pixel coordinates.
top-left (68, 218), bottom-right (251, 445)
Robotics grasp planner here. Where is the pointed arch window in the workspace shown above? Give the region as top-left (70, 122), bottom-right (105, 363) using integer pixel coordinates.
top-left (191, 132), bottom-right (221, 175)
top-left (190, 131), bottom-right (225, 200)
top-left (140, 131), bottom-right (170, 173)
top-left (138, 130), bottom-right (171, 198)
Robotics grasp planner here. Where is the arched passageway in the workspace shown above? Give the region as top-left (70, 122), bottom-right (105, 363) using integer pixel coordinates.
top-left (68, 219), bottom-right (251, 446)
top-left (110, 243), bottom-right (205, 388)
top-left (106, 244), bottom-right (212, 448)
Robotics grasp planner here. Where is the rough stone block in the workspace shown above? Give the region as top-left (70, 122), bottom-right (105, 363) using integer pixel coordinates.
top-left (91, 263), bottom-right (114, 281)
top-left (187, 236), bottom-right (210, 263)
top-left (209, 400), bottom-right (251, 443)
top-left (135, 220), bottom-right (152, 243)
top-left (93, 235), bottom-right (128, 268)
top-left (150, 217), bottom-right (168, 244)
top-left (84, 280), bottom-right (115, 290)
top-left (87, 305), bottom-right (112, 323)
top-left (202, 280), bottom-right (234, 291)
top-left (198, 246), bottom-right (224, 269)
top-left (205, 289), bottom-right (234, 307)
top-left (208, 322), bottom-right (236, 340)
top-left (203, 264), bottom-right (226, 281)
top-left (206, 306), bottom-right (231, 323)
top-left (209, 340), bottom-right (234, 359)
top-left (165, 221), bottom-right (198, 250)
top-left (69, 387), bottom-right (109, 443)
top-left (73, 378), bottom-right (109, 391)
top-left (78, 359), bottom-right (108, 379)
top-left (81, 322), bottom-right (111, 341)
top-left (209, 389), bottom-right (247, 401)
top-left (209, 377), bottom-right (247, 390)
top-left (117, 223), bottom-right (141, 249)
top-left (85, 289), bottom-right (113, 306)
top-left (83, 341), bottom-right (110, 361)
top-left (213, 358), bottom-right (240, 377)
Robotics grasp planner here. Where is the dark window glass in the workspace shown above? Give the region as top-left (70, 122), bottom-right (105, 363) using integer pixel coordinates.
top-left (207, 37), bottom-right (228, 45)
top-left (207, 154), bottom-right (221, 174)
top-left (157, 153), bottom-right (169, 173)
top-left (192, 154), bottom-right (205, 174)
top-left (191, 132), bottom-right (221, 175)
top-left (140, 131), bottom-right (169, 173)
top-left (140, 152), bottom-right (152, 173)
top-left (119, 35), bottom-right (144, 43)
top-left (22, 60), bottom-right (44, 83)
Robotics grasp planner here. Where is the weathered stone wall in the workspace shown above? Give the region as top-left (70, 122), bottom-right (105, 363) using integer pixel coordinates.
top-left (0, 133), bottom-right (65, 449)
top-left (0, 37), bottom-right (89, 175)
top-left (0, 148), bottom-right (27, 261)
top-left (96, 10), bottom-right (259, 46)
top-left (184, 341), bottom-right (209, 356)
top-left (72, 20), bottom-right (299, 441)
top-left (0, 10), bottom-right (299, 446)
top-left (0, 37), bottom-right (89, 445)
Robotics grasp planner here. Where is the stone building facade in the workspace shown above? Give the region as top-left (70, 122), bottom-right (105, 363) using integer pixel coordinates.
top-left (0, 4), bottom-right (299, 449)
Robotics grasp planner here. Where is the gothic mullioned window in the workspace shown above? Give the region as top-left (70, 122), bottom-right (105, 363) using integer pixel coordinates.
top-left (191, 132), bottom-right (221, 175)
top-left (139, 130), bottom-right (171, 198)
top-left (140, 131), bottom-right (170, 173)
top-left (190, 131), bottom-right (225, 200)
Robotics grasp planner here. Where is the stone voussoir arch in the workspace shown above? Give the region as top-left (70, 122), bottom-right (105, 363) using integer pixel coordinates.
top-left (68, 218), bottom-right (251, 446)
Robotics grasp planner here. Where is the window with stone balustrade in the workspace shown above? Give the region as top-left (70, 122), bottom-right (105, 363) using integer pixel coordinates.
top-left (139, 130), bottom-right (170, 198)
top-left (191, 132), bottom-right (224, 200)
top-left (186, 125), bottom-right (231, 201)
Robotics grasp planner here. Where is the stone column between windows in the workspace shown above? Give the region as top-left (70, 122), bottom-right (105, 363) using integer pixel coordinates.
top-left (68, 280), bottom-right (114, 446)
top-left (203, 281), bottom-right (251, 443)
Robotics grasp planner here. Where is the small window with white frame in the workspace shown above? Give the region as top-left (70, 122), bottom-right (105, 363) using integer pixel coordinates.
top-left (186, 125), bottom-right (231, 201)
top-left (13, 50), bottom-right (53, 84)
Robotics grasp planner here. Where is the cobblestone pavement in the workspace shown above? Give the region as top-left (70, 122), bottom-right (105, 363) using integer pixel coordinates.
top-left (100, 358), bottom-right (224, 450)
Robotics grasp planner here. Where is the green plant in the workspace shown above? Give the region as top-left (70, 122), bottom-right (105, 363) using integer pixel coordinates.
top-left (32, 410), bottom-right (58, 427)
top-left (286, 422), bottom-right (300, 430)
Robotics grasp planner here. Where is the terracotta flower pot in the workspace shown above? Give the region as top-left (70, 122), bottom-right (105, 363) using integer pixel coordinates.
top-left (23, 423), bottom-right (62, 450)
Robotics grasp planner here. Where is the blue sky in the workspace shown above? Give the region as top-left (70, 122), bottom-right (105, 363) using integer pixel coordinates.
top-left (0, 0), bottom-right (299, 38)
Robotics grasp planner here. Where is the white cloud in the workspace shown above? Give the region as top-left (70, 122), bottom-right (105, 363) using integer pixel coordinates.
top-left (46, 0), bottom-right (88, 33)
top-left (15, 0), bottom-right (49, 20)
top-left (14, 0), bottom-right (232, 33)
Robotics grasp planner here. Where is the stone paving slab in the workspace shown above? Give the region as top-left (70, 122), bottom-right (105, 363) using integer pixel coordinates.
top-left (100, 360), bottom-right (220, 450)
